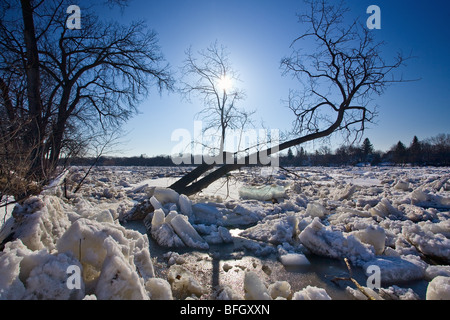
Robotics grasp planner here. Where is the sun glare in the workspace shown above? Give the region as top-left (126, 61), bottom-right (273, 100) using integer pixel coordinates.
top-left (217, 75), bottom-right (233, 92)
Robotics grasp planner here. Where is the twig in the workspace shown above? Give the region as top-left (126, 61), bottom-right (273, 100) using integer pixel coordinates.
top-left (332, 258), bottom-right (376, 300)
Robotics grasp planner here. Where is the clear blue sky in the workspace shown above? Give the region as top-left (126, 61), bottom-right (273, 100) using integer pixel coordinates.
top-left (101, 0), bottom-right (450, 157)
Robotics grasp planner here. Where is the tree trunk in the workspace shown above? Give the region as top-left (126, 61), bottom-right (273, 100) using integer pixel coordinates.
top-left (172, 109), bottom-right (345, 196)
top-left (20, 0), bottom-right (44, 179)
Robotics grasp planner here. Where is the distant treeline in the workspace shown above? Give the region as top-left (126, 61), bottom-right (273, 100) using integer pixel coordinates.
top-left (281, 134), bottom-right (450, 167)
top-left (64, 134), bottom-right (450, 168)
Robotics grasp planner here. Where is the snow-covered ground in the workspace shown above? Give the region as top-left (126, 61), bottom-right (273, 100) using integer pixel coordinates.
top-left (1, 166), bottom-right (449, 300)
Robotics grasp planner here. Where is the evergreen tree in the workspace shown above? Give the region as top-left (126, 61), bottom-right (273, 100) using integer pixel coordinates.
top-left (409, 136), bottom-right (422, 165)
top-left (393, 141), bottom-right (407, 165)
top-left (362, 138), bottom-right (374, 163)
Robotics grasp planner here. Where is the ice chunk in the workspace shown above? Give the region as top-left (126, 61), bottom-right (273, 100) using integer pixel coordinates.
top-left (167, 265), bottom-right (206, 299)
top-left (191, 203), bottom-right (224, 225)
top-left (150, 196), bottom-right (163, 211)
top-left (178, 194), bottom-right (193, 217)
top-left (352, 226), bottom-right (386, 255)
top-left (223, 203), bottom-right (267, 227)
top-left (379, 285), bottom-right (420, 300)
top-left (240, 215), bottom-right (299, 244)
top-left (216, 285), bottom-right (244, 300)
top-left (153, 187), bottom-right (179, 204)
top-left (292, 286), bottom-right (331, 300)
top-left (369, 198), bottom-right (402, 218)
top-left (410, 189), bottom-right (450, 209)
top-left (425, 265), bottom-right (450, 280)
top-left (394, 180), bottom-right (410, 191)
top-left (169, 214), bottom-right (209, 249)
top-left (333, 184), bottom-right (356, 200)
top-left (299, 218), bottom-right (374, 266)
top-left (402, 224), bottom-right (450, 264)
top-left (95, 237), bottom-right (149, 300)
top-left (420, 220), bottom-right (450, 238)
top-left (305, 202), bottom-right (329, 218)
top-left (362, 256), bottom-right (426, 283)
top-left (279, 253), bottom-right (310, 267)
top-left (426, 276), bottom-right (450, 300)
top-left (202, 226), bottom-right (233, 244)
top-left (151, 223), bottom-right (185, 248)
top-left (145, 278), bottom-right (173, 300)
top-left (239, 184), bottom-right (286, 201)
top-left (151, 208), bottom-right (165, 230)
top-left (164, 210), bottom-right (178, 224)
top-left (268, 281), bottom-right (291, 299)
top-left (244, 271), bottom-right (271, 300)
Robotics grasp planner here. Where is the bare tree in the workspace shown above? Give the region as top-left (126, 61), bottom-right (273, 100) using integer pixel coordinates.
top-left (0, 0), bottom-right (174, 200)
top-left (170, 42), bottom-right (254, 192)
top-left (169, 0), bottom-right (410, 197)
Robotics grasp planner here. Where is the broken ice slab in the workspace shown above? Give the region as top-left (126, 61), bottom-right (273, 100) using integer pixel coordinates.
top-left (238, 184), bottom-right (287, 201)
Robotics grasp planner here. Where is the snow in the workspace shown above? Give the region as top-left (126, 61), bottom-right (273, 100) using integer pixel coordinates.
top-left (1, 165), bottom-right (449, 300)
top-left (292, 285), bottom-right (331, 300)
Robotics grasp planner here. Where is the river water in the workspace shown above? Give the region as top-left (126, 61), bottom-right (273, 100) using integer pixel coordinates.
top-left (123, 220), bottom-right (428, 300)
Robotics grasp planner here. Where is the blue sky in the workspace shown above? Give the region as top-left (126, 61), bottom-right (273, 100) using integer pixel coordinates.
top-left (101, 0), bottom-right (450, 157)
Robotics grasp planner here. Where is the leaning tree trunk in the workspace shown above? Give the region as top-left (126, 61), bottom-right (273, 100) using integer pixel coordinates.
top-left (171, 108), bottom-right (345, 196)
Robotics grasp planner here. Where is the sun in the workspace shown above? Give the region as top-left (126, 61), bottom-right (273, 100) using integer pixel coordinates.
top-left (217, 75), bottom-right (233, 92)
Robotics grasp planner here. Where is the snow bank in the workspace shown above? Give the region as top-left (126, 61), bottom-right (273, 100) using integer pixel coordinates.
top-left (0, 191), bottom-right (162, 300)
top-left (0, 239), bottom-right (84, 300)
top-left (4, 196), bottom-right (72, 251)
